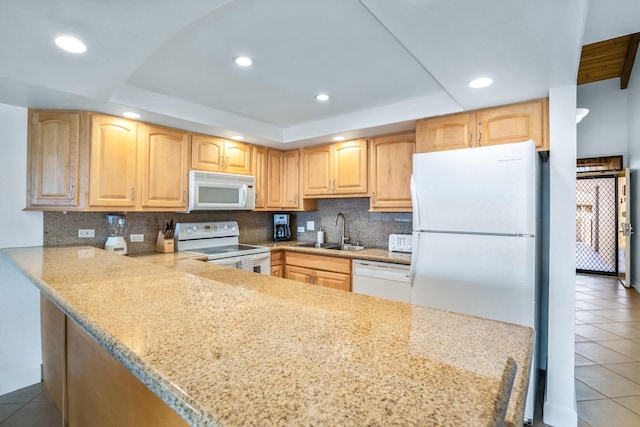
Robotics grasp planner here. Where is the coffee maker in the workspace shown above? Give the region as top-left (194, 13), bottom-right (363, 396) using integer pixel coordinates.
top-left (274, 214), bottom-right (292, 241)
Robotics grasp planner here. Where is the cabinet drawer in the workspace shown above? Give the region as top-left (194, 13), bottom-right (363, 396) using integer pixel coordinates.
top-left (285, 252), bottom-right (351, 275)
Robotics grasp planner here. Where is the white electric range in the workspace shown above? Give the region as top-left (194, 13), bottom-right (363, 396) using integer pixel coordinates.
top-left (175, 221), bottom-right (271, 275)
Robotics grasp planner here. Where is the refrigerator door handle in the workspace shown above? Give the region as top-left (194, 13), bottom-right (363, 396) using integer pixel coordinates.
top-left (409, 232), bottom-right (419, 287)
top-left (410, 174), bottom-right (419, 230)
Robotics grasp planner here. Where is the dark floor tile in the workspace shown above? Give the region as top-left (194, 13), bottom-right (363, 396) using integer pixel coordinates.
top-left (0, 400), bottom-right (60, 427)
top-left (0, 383), bottom-right (44, 405)
top-left (0, 405), bottom-right (23, 424)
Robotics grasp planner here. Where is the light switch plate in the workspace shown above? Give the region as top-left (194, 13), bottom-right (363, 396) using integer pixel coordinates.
top-left (130, 234), bottom-right (144, 242)
top-left (297, 226), bottom-right (305, 233)
top-left (306, 221), bottom-right (315, 231)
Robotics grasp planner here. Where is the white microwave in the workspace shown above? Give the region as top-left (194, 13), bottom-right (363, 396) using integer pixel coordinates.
top-left (187, 171), bottom-right (255, 212)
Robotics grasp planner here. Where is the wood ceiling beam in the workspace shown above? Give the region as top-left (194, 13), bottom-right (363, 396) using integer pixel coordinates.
top-left (621, 33), bottom-right (640, 90)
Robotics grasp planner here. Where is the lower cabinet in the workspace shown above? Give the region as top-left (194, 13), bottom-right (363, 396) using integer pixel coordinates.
top-left (41, 294), bottom-right (188, 427)
top-left (271, 249), bottom-right (284, 277)
top-left (284, 252), bottom-right (351, 292)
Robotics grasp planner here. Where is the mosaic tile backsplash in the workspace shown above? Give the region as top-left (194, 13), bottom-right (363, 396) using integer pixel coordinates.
top-left (43, 198), bottom-right (412, 255)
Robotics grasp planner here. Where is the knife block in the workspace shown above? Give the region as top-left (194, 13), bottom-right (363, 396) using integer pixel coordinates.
top-left (155, 231), bottom-right (174, 253)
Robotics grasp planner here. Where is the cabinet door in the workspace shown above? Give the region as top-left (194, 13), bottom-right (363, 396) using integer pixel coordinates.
top-left (333, 139), bottom-right (368, 195)
top-left (303, 144), bottom-right (332, 196)
top-left (27, 111), bottom-right (82, 208)
top-left (266, 149), bottom-right (283, 209)
top-left (282, 149), bottom-right (301, 208)
top-left (190, 134), bottom-right (224, 172)
top-left (314, 270), bottom-right (351, 291)
top-left (40, 294), bottom-right (65, 415)
top-left (370, 133), bottom-right (415, 211)
top-left (252, 145), bottom-right (267, 209)
top-left (416, 113), bottom-right (475, 153)
top-left (285, 264), bottom-right (315, 283)
top-left (223, 140), bottom-right (251, 175)
top-left (271, 264), bottom-right (284, 278)
top-left (140, 125), bottom-right (188, 209)
top-left (476, 100), bottom-right (544, 149)
top-left (89, 115), bottom-right (138, 208)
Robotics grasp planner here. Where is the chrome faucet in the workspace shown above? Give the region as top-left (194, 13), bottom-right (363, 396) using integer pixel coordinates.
top-left (334, 212), bottom-right (349, 244)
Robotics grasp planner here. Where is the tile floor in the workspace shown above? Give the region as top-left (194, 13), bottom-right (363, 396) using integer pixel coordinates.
top-left (1, 273), bottom-right (639, 426)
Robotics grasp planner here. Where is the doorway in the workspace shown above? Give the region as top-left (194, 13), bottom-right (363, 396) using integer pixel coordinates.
top-left (575, 176), bottom-right (618, 275)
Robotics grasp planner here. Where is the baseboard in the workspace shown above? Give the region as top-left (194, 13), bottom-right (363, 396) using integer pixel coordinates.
top-left (0, 366), bottom-right (41, 396)
top-left (543, 400), bottom-right (578, 427)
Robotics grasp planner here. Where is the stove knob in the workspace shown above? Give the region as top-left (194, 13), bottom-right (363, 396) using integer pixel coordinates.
top-left (223, 224), bottom-right (229, 230)
top-left (232, 226), bottom-right (237, 232)
top-left (186, 228), bottom-right (192, 234)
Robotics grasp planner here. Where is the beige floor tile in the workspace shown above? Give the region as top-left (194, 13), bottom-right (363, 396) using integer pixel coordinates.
top-left (576, 379), bottom-right (606, 401)
top-left (576, 292), bottom-right (605, 301)
top-left (575, 324), bottom-right (624, 341)
top-left (576, 300), bottom-right (612, 310)
top-left (575, 365), bottom-right (640, 397)
top-left (577, 417), bottom-right (592, 427)
top-left (576, 333), bottom-right (591, 342)
top-left (615, 396), bottom-right (640, 416)
top-left (575, 311), bottom-right (616, 324)
top-left (575, 342), bottom-right (634, 364)
top-left (575, 353), bottom-right (597, 366)
top-left (621, 320), bottom-right (640, 329)
top-left (577, 399), bottom-right (640, 427)
top-left (589, 309), bottom-right (637, 322)
top-left (598, 340), bottom-right (640, 361)
top-left (602, 362), bottom-right (640, 383)
top-left (592, 322), bottom-right (640, 339)
top-left (586, 299), bottom-right (631, 309)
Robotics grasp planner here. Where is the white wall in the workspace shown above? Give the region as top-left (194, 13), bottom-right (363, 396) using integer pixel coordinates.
top-left (577, 79), bottom-right (629, 161)
top-left (0, 103), bottom-right (43, 395)
top-left (543, 86), bottom-right (578, 427)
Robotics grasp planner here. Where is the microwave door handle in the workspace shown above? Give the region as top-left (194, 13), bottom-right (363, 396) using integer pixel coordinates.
top-left (240, 185), bottom-right (247, 208)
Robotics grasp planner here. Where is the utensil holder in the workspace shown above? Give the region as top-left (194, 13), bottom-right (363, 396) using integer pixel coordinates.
top-left (155, 231), bottom-right (174, 253)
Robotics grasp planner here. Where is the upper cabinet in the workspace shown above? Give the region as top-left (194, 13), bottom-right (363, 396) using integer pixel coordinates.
top-left (139, 124), bottom-right (189, 210)
top-left (416, 99), bottom-right (548, 153)
top-left (251, 145), bottom-right (267, 209)
top-left (89, 115), bottom-right (139, 208)
top-left (265, 148), bottom-right (315, 211)
top-left (191, 134), bottom-right (251, 175)
top-left (370, 133), bottom-right (415, 212)
top-left (302, 139), bottom-right (368, 197)
top-left (89, 114), bottom-right (188, 211)
top-left (26, 110), bottom-right (86, 209)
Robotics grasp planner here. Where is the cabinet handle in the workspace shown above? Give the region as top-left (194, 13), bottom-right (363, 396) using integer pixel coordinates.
top-left (468, 132), bottom-right (473, 147)
top-left (332, 180), bottom-right (336, 192)
top-left (478, 122), bottom-right (482, 146)
top-left (226, 157), bottom-right (229, 168)
top-left (328, 180), bottom-right (331, 191)
top-left (372, 191), bottom-right (376, 202)
top-left (293, 194), bottom-right (297, 204)
top-left (68, 184), bottom-right (74, 200)
top-left (183, 190), bottom-right (187, 202)
top-left (131, 187), bottom-right (136, 201)
top-left (219, 156), bottom-right (225, 168)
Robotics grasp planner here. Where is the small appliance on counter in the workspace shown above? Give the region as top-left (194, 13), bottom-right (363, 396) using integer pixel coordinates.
top-left (274, 214), bottom-right (292, 241)
top-left (104, 214), bottom-right (129, 255)
top-left (388, 234), bottom-right (412, 253)
top-left (155, 219), bottom-right (175, 253)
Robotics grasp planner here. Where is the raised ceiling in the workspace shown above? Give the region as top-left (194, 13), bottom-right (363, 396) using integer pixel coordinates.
top-left (0, 1), bottom-right (637, 147)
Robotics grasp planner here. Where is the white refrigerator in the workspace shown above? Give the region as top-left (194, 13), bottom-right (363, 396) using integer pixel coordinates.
top-left (410, 140), bottom-right (539, 423)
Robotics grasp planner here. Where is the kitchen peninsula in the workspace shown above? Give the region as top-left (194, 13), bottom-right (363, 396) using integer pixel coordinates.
top-left (1, 246), bottom-right (533, 427)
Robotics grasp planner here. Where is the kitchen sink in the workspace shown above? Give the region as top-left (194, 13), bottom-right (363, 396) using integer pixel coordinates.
top-left (294, 242), bottom-right (341, 249)
top-left (329, 244), bottom-right (366, 252)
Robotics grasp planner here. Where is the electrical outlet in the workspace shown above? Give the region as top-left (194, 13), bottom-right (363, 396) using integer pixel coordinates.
top-left (297, 226), bottom-right (305, 233)
top-left (130, 234), bottom-right (144, 242)
top-left (78, 229), bottom-right (95, 238)
top-left (306, 221), bottom-right (315, 231)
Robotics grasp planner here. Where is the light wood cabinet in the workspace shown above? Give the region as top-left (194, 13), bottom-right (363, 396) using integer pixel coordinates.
top-left (139, 124), bottom-right (189, 210)
top-left (285, 252), bottom-right (351, 292)
top-left (271, 249), bottom-right (284, 277)
top-left (190, 134), bottom-right (251, 175)
top-left (27, 110), bottom-right (86, 209)
top-left (303, 139), bottom-right (368, 197)
top-left (370, 133), bottom-right (415, 212)
top-left (266, 149), bottom-right (315, 211)
top-left (89, 114), bottom-right (139, 208)
top-left (416, 99), bottom-right (548, 153)
top-left (252, 145), bottom-right (267, 209)
top-left (40, 295), bottom-right (66, 415)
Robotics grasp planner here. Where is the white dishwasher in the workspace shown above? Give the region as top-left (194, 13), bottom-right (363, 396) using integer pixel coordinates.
top-left (352, 260), bottom-right (411, 303)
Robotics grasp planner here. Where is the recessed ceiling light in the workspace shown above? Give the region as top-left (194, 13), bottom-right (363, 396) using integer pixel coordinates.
top-left (332, 136), bottom-right (346, 141)
top-left (231, 135), bottom-right (244, 140)
top-left (316, 93), bottom-right (330, 102)
top-left (122, 111), bottom-right (141, 119)
top-left (468, 77), bottom-right (493, 89)
top-left (576, 108), bottom-right (590, 123)
top-left (55, 36), bottom-right (86, 54)
top-left (233, 56), bottom-right (253, 67)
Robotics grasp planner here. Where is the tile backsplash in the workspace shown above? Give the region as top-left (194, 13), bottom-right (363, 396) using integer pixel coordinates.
top-left (43, 198), bottom-right (412, 255)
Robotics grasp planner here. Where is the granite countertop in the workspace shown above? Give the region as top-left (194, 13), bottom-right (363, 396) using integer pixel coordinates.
top-left (2, 246), bottom-right (532, 427)
top-left (249, 240), bottom-right (412, 265)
